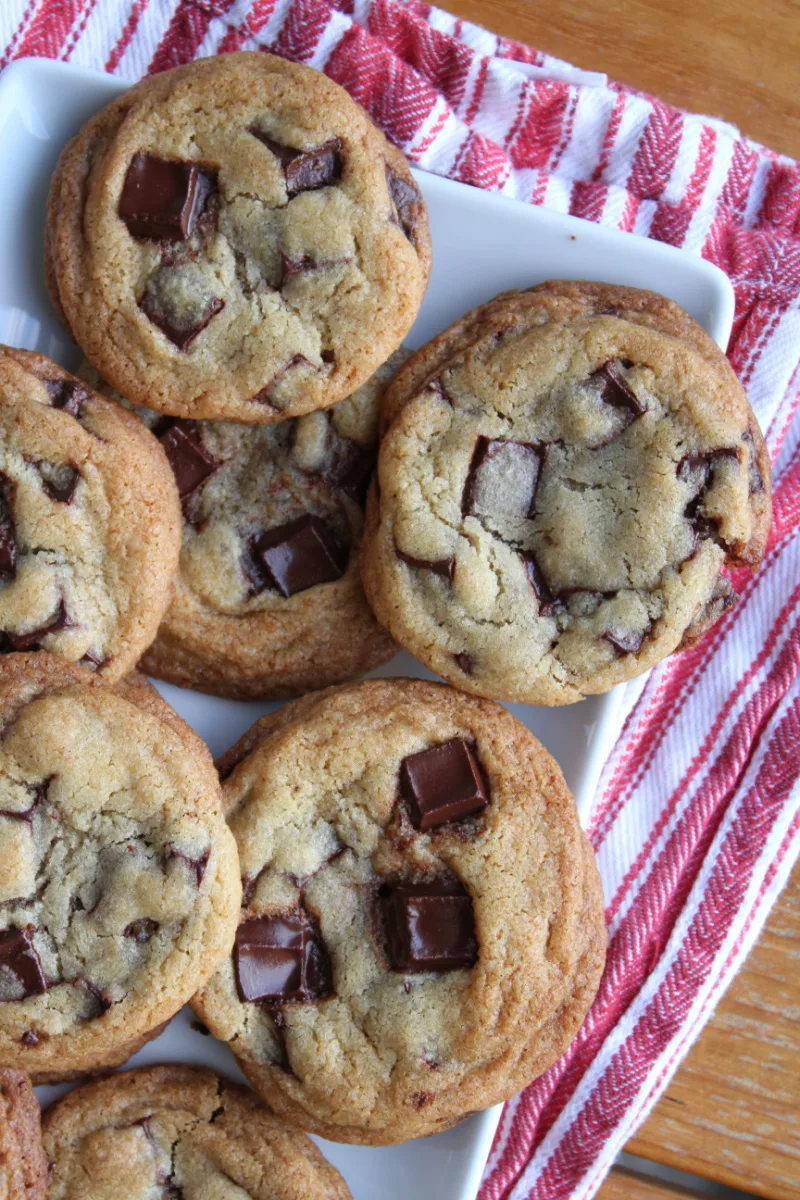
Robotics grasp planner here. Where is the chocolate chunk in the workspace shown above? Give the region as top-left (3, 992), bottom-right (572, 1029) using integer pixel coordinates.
top-left (401, 739), bottom-right (488, 832)
top-left (20, 1030), bottom-right (46, 1046)
top-left (454, 652), bottom-right (473, 675)
top-left (251, 354), bottom-right (315, 406)
top-left (0, 599), bottom-right (72, 653)
top-left (522, 553), bottom-right (559, 616)
top-left (462, 437), bottom-right (542, 519)
top-left (234, 911), bottom-right (332, 1003)
top-left (124, 918), bottom-right (159, 943)
top-left (140, 293), bottom-right (225, 351)
top-left (379, 879), bottom-right (478, 973)
top-left (166, 846), bottom-right (210, 887)
top-left (251, 516), bottom-right (347, 598)
top-left (396, 550), bottom-right (455, 582)
top-left (386, 165), bottom-right (423, 247)
top-left (120, 154), bottom-right (214, 241)
top-left (158, 421), bottom-right (221, 500)
top-left (603, 627), bottom-right (646, 655)
top-left (32, 460), bottom-right (80, 504)
top-left (325, 441), bottom-right (377, 507)
top-left (249, 129), bottom-right (343, 196)
top-left (191, 1019), bottom-right (211, 1036)
top-left (0, 472), bottom-right (16, 584)
top-left (43, 379), bottom-right (88, 418)
top-left (0, 926), bottom-right (47, 998)
top-left (591, 361), bottom-right (646, 417)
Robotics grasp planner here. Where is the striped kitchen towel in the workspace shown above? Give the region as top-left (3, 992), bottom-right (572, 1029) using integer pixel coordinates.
top-left (2, 2), bottom-right (799, 1198)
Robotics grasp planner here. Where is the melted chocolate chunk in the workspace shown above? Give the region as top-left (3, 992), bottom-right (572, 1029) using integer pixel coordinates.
top-left (400, 739), bottom-right (488, 832)
top-left (191, 1019), bottom-right (211, 1036)
top-left (80, 978), bottom-right (113, 1015)
top-left (120, 154), bottom-right (215, 241)
top-left (158, 421), bottom-right (221, 500)
top-left (396, 550), bottom-right (455, 582)
top-left (461, 436), bottom-right (543, 519)
top-left (166, 847), bottom-right (210, 887)
top-left (279, 251), bottom-right (352, 287)
top-left (20, 1030), bottom-right (46, 1046)
top-left (280, 252), bottom-right (317, 285)
top-left (251, 515), bottom-right (348, 598)
top-left (140, 293), bottom-right (225, 351)
top-left (522, 554), bottom-right (559, 616)
top-left (43, 379), bottom-right (88, 418)
top-left (0, 472), bottom-right (17, 584)
top-left (379, 879), bottom-right (478, 973)
top-left (0, 926), bottom-right (47, 998)
top-left (678, 449), bottom-right (740, 551)
top-left (743, 430), bottom-right (765, 494)
top-left (0, 779), bottom-right (49, 826)
top-left (33, 460), bottom-right (80, 504)
top-left (124, 918), bottom-right (159, 943)
top-left (249, 128), bottom-right (343, 196)
top-left (0, 599), bottom-right (72, 653)
top-left (251, 354), bottom-right (314, 406)
top-left (385, 165), bottom-right (423, 247)
top-left (454, 652), bottom-right (473, 675)
top-left (603, 627), bottom-right (647, 656)
top-left (80, 649), bottom-right (105, 670)
top-left (591, 361), bottom-right (646, 418)
top-left (234, 911), bottom-right (332, 1003)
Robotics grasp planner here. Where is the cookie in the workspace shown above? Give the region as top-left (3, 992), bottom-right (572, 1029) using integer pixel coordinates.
top-left (0, 347), bottom-right (181, 682)
top-left (360, 281), bottom-right (772, 705)
top-left (193, 679), bottom-right (606, 1145)
top-left (42, 1065), bottom-right (352, 1200)
top-left (46, 52), bottom-right (431, 424)
top-left (0, 1070), bottom-right (46, 1199)
top-left (0, 654), bottom-right (241, 1082)
top-left (80, 351), bottom-right (405, 699)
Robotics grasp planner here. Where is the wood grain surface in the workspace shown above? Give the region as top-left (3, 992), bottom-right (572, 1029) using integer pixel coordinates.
top-left (627, 864), bottom-right (800, 1198)
top-left (446, 0), bottom-right (800, 159)
top-left (598, 1168), bottom-right (707, 1200)
top-left (438, 7), bottom-right (800, 1196)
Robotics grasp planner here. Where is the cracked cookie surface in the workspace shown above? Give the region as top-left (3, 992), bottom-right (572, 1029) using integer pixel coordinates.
top-left (80, 352), bottom-right (405, 699)
top-left (0, 347), bottom-right (181, 683)
top-left (360, 281), bottom-right (772, 705)
top-left (46, 53), bottom-right (431, 424)
top-left (0, 655), bottom-right (240, 1082)
top-left (42, 1065), bottom-right (351, 1200)
top-left (193, 679), bottom-right (606, 1145)
top-left (0, 1070), bottom-right (46, 1200)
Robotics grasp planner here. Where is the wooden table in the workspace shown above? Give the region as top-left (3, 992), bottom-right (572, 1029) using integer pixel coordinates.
top-left (443, 2), bottom-right (800, 1196)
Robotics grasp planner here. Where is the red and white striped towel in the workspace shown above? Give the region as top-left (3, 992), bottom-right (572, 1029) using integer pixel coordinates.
top-left (3, 2), bottom-right (799, 1197)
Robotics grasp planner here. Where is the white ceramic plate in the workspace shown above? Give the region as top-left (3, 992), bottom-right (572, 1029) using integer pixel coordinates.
top-left (0, 57), bottom-right (734, 1200)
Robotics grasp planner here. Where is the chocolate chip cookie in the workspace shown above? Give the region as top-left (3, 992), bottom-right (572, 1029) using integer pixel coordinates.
top-left (361, 281), bottom-right (772, 705)
top-left (0, 1070), bottom-right (46, 1200)
top-left (46, 52), bottom-right (431, 424)
top-left (80, 351), bottom-right (405, 699)
top-left (193, 679), bottom-right (606, 1145)
top-left (0, 347), bottom-right (181, 682)
top-left (43, 1065), bottom-right (352, 1200)
top-left (0, 654), bottom-right (241, 1083)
